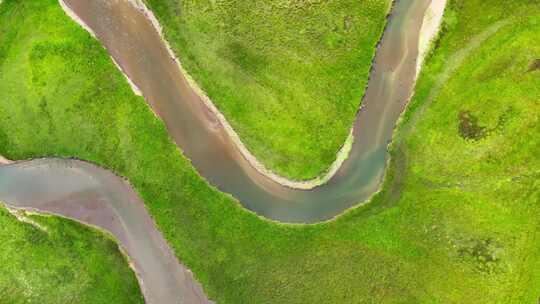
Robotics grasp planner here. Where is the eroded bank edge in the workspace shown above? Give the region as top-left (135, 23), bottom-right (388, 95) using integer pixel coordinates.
top-left (0, 155), bottom-right (11, 165)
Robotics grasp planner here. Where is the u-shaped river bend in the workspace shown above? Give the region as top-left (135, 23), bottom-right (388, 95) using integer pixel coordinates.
top-left (0, 0), bottom-right (446, 303)
top-left (56, 0), bottom-right (439, 223)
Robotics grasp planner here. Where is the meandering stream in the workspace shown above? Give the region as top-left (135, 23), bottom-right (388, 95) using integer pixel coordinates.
top-left (0, 0), bottom-right (442, 302)
top-left (55, 0), bottom-right (432, 223)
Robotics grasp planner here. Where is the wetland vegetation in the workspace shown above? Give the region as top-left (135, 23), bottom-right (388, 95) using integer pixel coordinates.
top-left (0, 0), bottom-right (538, 303)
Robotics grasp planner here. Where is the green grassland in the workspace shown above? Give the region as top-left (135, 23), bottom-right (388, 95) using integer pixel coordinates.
top-left (0, 0), bottom-right (539, 303)
top-left (0, 206), bottom-right (143, 303)
top-left (142, 0), bottom-right (392, 180)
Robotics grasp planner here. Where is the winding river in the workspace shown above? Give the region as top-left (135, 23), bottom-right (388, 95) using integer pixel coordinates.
top-left (0, 159), bottom-right (212, 304)
top-left (56, 0), bottom-right (433, 223)
top-left (0, 0), bottom-right (444, 302)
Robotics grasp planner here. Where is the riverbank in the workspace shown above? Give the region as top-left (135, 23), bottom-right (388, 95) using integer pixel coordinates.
top-left (56, 0), bottom-right (439, 224)
top-left (416, 0), bottom-right (448, 77)
top-left (58, 0), bottom-right (143, 97)
top-left (0, 155), bottom-right (11, 165)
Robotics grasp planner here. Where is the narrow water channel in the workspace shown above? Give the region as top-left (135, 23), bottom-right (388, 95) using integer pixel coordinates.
top-left (0, 159), bottom-right (212, 304)
top-left (49, 0), bottom-right (432, 223)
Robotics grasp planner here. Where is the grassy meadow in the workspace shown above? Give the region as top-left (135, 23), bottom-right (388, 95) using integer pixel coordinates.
top-left (0, 0), bottom-right (539, 303)
top-left (0, 206), bottom-right (143, 303)
top-left (142, 0), bottom-right (392, 180)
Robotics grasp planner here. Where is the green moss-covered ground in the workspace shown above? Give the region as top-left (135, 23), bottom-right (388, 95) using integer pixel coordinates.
top-left (142, 0), bottom-right (392, 180)
top-left (0, 0), bottom-right (539, 303)
top-left (0, 206), bottom-right (143, 303)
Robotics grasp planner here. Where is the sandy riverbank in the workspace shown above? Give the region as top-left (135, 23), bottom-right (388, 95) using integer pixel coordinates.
top-left (417, 0), bottom-right (448, 77)
top-left (0, 155), bottom-right (11, 165)
top-left (125, 0), bottom-right (447, 190)
top-left (0, 158), bottom-right (213, 304)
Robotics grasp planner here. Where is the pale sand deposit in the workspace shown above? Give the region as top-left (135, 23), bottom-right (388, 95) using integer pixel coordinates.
top-left (0, 155), bottom-right (11, 165)
top-left (417, 0), bottom-right (448, 77)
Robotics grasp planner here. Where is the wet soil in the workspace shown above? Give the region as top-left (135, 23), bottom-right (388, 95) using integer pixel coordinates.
top-left (459, 110), bottom-right (486, 140)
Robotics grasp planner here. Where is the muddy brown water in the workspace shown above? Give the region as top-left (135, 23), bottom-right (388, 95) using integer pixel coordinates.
top-left (53, 0), bottom-right (431, 223)
top-left (0, 0), bottom-right (433, 302)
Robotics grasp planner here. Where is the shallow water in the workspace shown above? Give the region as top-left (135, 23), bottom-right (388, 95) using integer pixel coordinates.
top-left (0, 159), bottom-right (212, 304)
top-left (55, 0), bottom-right (431, 223)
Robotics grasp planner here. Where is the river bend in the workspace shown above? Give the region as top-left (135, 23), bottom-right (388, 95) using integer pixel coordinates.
top-left (56, 0), bottom-right (434, 223)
